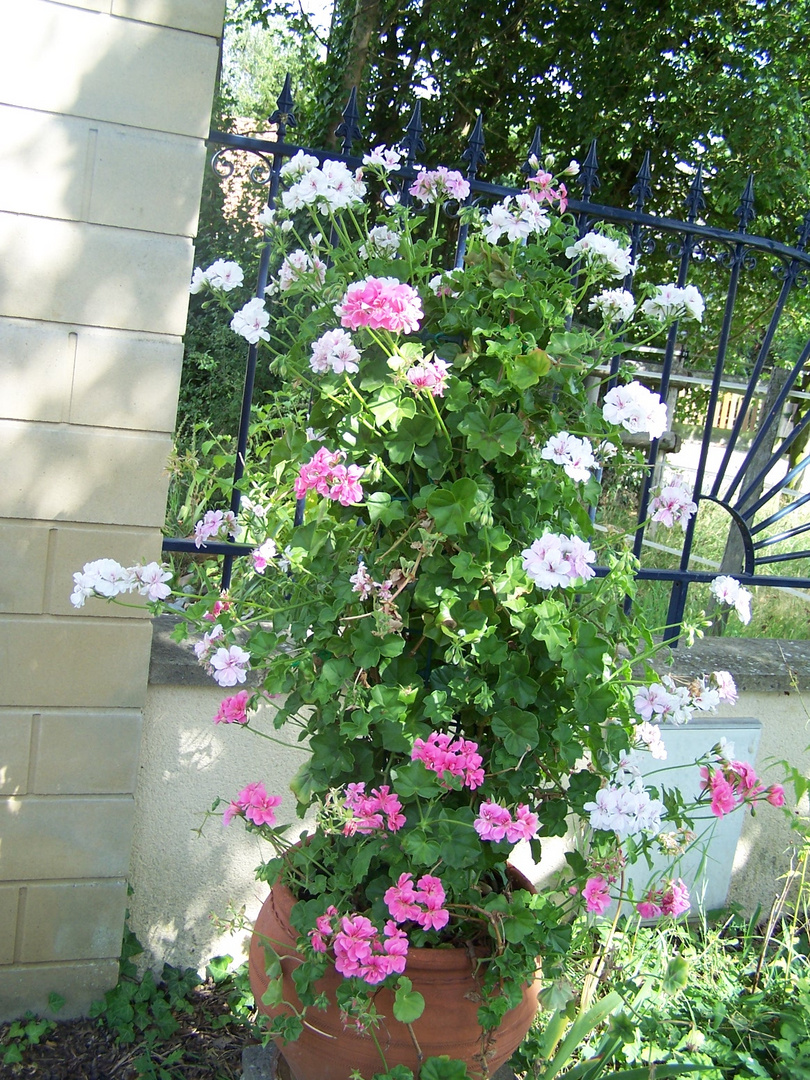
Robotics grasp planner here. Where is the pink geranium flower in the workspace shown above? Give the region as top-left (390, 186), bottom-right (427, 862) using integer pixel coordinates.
top-left (213, 690), bottom-right (250, 725)
top-left (583, 875), bottom-right (611, 915)
top-left (336, 277), bottom-right (423, 334)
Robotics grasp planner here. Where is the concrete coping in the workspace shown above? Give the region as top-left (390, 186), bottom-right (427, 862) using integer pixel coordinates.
top-left (148, 614), bottom-right (810, 693)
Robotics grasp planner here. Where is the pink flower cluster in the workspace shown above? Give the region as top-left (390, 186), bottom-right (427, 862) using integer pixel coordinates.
top-left (521, 531), bottom-right (597, 590)
top-left (649, 478), bottom-right (698, 531)
top-left (223, 782), bottom-right (281, 827)
top-left (474, 800), bottom-right (539, 843)
top-left (602, 382), bottom-right (668, 440)
top-left (280, 157), bottom-right (366, 214)
top-left (230, 298), bottom-right (270, 344)
top-left (336, 277), bottom-right (423, 335)
top-left (700, 760), bottom-right (785, 818)
top-left (540, 431), bottom-right (596, 484)
top-left (636, 878), bottom-right (691, 919)
top-left (408, 167), bottom-right (470, 205)
top-left (309, 909), bottom-right (409, 985)
top-left (213, 690), bottom-right (250, 725)
top-left (411, 731), bottom-right (484, 789)
top-left (309, 328), bottom-right (361, 375)
top-left (251, 538), bottom-right (278, 573)
top-left (194, 509), bottom-right (237, 548)
top-left (584, 780), bottom-right (664, 839)
top-left (294, 447), bottom-right (365, 506)
top-left (405, 356), bottom-right (451, 397)
top-left (343, 783), bottom-right (406, 834)
top-left (384, 872), bottom-right (449, 931)
top-left (525, 168), bottom-right (568, 212)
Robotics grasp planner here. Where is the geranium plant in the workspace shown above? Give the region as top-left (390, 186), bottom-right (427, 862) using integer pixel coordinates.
top-left (72, 147), bottom-right (784, 1079)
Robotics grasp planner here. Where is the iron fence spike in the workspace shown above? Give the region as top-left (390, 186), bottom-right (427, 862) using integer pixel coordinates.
top-left (334, 87), bottom-right (363, 154)
top-left (684, 164), bottom-right (706, 222)
top-left (579, 138), bottom-right (600, 198)
top-left (630, 150), bottom-right (653, 211)
top-left (734, 172), bottom-right (756, 233)
top-left (269, 72), bottom-right (297, 130)
top-left (461, 114), bottom-right (486, 176)
top-left (400, 100), bottom-right (426, 165)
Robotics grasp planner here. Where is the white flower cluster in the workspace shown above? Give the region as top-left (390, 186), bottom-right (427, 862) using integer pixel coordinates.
top-left (602, 382), bottom-right (668, 440)
top-left (710, 575), bottom-right (753, 624)
top-left (358, 225), bottom-right (402, 260)
top-left (277, 249), bottom-right (327, 293)
top-left (540, 431), bottom-right (596, 483)
top-left (481, 193), bottom-right (551, 244)
top-left (230, 297), bottom-right (270, 344)
top-left (584, 778), bottom-right (665, 839)
top-left (71, 559), bottom-right (172, 609)
top-left (361, 145), bottom-right (403, 173)
top-left (189, 259), bottom-right (244, 294)
top-left (642, 283), bottom-right (705, 323)
top-left (588, 288), bottom-right (635, 324)
top-left (280, 153), bottom-right (366, 214)
top-left (566, 232), bottom-right (636, 281)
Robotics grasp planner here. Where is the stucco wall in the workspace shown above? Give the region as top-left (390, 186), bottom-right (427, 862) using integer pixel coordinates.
top-left (130, 623), bottom-right (810, 975)
top-left (0, 0), bottom-right (225, 1019)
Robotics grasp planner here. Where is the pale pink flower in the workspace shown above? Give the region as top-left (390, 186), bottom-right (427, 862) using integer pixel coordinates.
top-left (521, 532), bottom-right (596, 589)
top-left (350, 562), bottom-right (374, 599)
top-left (405, 357), bottom-right (451, 397)
top-left (711, 670), bottom-right (738, 704)
top-left (190, 259), bottom-right (244, 294)
top-left (210, 645), bottom-right (251, 687)
top-left (649, 479), bottom-right (698, 531)
top-left (213, 690), bottom-right (250, 725)
top-left (309, 328), bottom-right (361, 375)
top-left (709, 576), bottom-right (752, 624)
top-left (358, 225), bottom-right (401, 259)
top-left (194, 509), bottom-right (238, 548)
top-left (193, 624), bottom-right (225, 661)
top-left (541, 431), bottom-right (596, 483)
top-left (602, 382), bottom-right (668, 440)
top-left (336, 277), bottom-right (423, 334)
top-left (251, 539), bottom-right (278, 574)
top-left (409, 167), bottom-right (470, 205)
top-left (583, 875), bottom-right (611, 915)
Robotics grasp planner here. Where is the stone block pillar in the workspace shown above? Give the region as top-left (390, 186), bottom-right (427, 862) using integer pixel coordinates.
top-left (0, 0), bottom-right (225, 1018)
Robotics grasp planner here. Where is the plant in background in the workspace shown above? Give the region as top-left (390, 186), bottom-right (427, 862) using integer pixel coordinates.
top-left (72, 149), bottom-right (785, 1080)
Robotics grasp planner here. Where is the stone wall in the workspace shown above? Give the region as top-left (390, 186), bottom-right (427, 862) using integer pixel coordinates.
top-left (0, 0), bottom-right (225, 1019)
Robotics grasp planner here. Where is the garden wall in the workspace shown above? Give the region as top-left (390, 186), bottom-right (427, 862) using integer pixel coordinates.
top-left (0, 0), bottom-right (225, 1020)
top-left (129, 622), bottom-right (810, 975)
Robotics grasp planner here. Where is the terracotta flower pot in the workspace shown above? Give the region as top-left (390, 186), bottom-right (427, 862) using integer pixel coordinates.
top-left (249, 874), bottom-right (540, 1080)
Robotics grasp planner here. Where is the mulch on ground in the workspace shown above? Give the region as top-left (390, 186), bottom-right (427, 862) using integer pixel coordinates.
top-left (0, 980), bottom-right (248, 1080)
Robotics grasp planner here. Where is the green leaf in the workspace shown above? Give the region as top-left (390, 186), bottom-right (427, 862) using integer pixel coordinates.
top-left (663, 955), bottom-right (690, 994)
top-left (425, 478), bottom-right (479, 535)
top-left (506, 348), bottom-right (552, 388)
top-left (491, 706), bottom-right (539, 757)
top-left (419, 1057), bottom-right (473, 1080)
top-left (261, 977), bottom-right (285, 1007)
top-left (367, 491), bottom-right (407, 526)
top-left (393, 977), bottom-right (425, 1023)
top-left (457, 410), bottom-right (523, 460)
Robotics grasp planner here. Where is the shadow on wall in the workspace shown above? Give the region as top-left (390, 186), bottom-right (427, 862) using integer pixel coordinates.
top-left (129, 685), bottom-right (313, 971)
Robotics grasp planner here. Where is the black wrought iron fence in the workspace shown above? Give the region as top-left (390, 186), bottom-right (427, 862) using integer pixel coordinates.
top-left (164, 76), bottom-right (810, 640)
